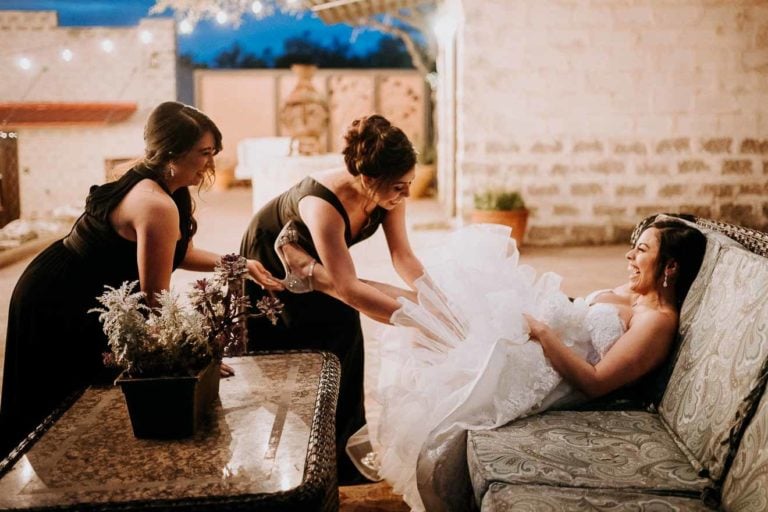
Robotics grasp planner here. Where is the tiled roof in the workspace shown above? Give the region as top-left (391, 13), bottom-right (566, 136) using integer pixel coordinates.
top-left (0, 102), bottom-right (137, 126)
top-left (306, 0), bottom-right (430, 24)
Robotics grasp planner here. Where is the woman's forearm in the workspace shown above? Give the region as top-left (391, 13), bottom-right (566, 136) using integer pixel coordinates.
top-left (393, 253), bottom-right (425, 288)
top-left (537, 332), bottom-right (602, 397)
top-left (180, 247), bottom-right (220, 272)
top-left (337, 280), bottom-right (403, 324)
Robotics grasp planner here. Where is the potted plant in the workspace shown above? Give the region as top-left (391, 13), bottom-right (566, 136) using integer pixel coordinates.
top-left (470, 189), bottom-right (529, 247)
top-left (90, 254), bottom-right (283, 439)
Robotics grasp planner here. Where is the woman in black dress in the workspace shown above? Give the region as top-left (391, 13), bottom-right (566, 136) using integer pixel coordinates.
top-left (240, 114), bottom-right (425, 483)
top-left (0, 101), bottom-right (280, 458)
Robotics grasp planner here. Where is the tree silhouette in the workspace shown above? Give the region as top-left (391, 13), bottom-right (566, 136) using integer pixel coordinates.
top-left (213, 42), bottom-right (268, 69)
top-left (186, 32), bottom-right (415, 70)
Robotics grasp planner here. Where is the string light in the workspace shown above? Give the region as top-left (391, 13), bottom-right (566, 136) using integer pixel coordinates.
top-left (150, 0), bottom-right (302, 30)
top-left (60, 48), bottom-right (73, 62)
top-left (179, 18), bottom-right (195, 34)
top-left (100, 39), bottom-right (115, 53)
top-left (139, 30), bottom-right (154, 44)
top-left (17, 57), bottom-right (32, 70)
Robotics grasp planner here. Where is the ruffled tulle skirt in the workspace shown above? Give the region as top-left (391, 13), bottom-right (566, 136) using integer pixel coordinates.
top-left (371, 224), bottom-right (595, 511)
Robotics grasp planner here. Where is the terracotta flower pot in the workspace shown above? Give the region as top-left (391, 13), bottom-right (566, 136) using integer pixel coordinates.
top-left (469, 209), bottom-right (529, 247)
top-left (116, 360), bottom-right (220, 439)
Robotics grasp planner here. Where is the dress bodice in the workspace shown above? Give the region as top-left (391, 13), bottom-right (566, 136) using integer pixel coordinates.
top-left (241, 176), bottom-right (388, 276)
top-left (62, 165), bottom-right (193, 282)
top-left (584, 303), bottom-right (627, 364)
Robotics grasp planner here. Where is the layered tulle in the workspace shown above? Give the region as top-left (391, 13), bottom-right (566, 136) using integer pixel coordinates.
top-left (371, 224), bottom-right (624, 511)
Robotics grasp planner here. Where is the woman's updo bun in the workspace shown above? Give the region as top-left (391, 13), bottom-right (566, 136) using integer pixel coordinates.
top-left (342, 114), bottom-right (417, 186)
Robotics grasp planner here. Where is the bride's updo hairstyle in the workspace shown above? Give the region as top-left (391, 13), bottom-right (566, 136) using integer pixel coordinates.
top-left (143, 101), bottom-right (223, 190)
top-left (342, 114), bottom-right (417, 195)
top-left (648, 219), bottom-right (707, 308)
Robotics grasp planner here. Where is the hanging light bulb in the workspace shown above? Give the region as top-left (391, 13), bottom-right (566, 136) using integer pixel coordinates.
top-left (215, 10), bottom-right (229, 25)
top-left (139, 30), bottom-right (153, 44)
top-left (100, 39), bottom-right (115, 53)
top-left (60, 48), bottom-right (73, 62)
top-left (251, 1), bottom-right (264, 15)
top-left (179, 18), bottom-right (194, 34)
top-left (17, 57), bottom-right (32, 70)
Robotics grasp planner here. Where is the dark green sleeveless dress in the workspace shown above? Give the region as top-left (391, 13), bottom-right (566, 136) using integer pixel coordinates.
top-left (0, 166), bottom-right (193, 457)
top-left (240, 176), bottom-right (386, 484)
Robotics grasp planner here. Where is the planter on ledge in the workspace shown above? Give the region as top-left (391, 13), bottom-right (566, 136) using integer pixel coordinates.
top-left (470, 208), bottom-right (529, 248)
top-left (116, 360), bottom-right (220, 439)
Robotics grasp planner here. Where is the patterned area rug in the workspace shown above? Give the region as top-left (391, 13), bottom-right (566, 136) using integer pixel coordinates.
top-left (339, 482), bottom-right (410, 511)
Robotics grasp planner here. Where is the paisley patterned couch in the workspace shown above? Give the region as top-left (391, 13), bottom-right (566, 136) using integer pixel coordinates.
top-left (466, 215), bottom-right (768, 511)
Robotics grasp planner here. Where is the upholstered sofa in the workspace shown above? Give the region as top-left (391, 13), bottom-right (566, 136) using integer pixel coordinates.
top-left (465, 215), bottom-right (768, 511)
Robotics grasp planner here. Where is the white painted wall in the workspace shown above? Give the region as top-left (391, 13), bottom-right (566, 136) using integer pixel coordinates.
top-left (0, 11), bottom-right (177, 216)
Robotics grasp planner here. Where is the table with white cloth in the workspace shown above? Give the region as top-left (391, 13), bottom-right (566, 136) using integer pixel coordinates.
top-left (236, 138), bottom-right (344, 213)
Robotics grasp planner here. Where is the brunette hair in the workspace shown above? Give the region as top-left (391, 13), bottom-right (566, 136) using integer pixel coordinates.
top-left (341, 114), bottom-right (417, 193)
top-left (141, 102), bottom-right (222, 238)
top-left (647, 219), bottom-right (707, 308)
top-left (142, 101), bottom-right (223, 190)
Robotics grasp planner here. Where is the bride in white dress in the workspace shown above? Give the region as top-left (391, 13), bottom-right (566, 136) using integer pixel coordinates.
top-left (277, 217), bottom-right (707, 511)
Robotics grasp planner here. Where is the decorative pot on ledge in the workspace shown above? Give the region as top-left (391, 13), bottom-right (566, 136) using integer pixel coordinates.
top-left (279, 63), bottom-right (329, 156)
top-left (116, 360), bottom-right (220, 439)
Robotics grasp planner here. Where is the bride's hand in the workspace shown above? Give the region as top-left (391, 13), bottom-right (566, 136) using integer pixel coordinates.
top-left (247, 259), bottom-right (284, 291)
top-left (523, 313), bottom-right (552, 343)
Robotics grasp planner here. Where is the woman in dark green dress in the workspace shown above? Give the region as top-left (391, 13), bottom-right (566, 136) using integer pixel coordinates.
top-left (240, 114), bottom-right (425, 484)
top-left (0, 102), bottom-right (280, 458)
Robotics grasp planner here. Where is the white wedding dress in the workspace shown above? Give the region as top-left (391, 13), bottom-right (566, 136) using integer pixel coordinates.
top-left (370, 224), bottom-right (627, 512)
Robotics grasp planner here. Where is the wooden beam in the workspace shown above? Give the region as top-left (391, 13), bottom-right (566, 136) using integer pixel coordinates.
top-left (0, 102), bottom-right (137, 127)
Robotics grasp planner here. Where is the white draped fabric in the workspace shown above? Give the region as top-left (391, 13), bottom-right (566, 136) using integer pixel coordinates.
top-left (369, 224), bottom-right (626, 511)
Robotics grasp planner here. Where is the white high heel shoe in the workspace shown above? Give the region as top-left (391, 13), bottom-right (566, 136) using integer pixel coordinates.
top-left (274, 221), bottom-right (316, 294)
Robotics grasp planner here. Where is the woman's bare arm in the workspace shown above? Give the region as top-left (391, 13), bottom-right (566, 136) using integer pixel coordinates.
top-left (298, 196), bottom-right (405, 324)
top-left (525, 310), bottom-right (677, 398)
top-left (381, 202), bottom-right (424, 288)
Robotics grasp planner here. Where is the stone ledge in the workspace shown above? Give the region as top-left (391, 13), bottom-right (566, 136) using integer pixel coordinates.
top-left (0, 234), bottom-right (62, 270)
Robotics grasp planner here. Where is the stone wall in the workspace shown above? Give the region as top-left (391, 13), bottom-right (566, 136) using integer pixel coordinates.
top-left (455, 0), bottom-right (768, 245)
top-left (0, 11), bottom-right (176, 217)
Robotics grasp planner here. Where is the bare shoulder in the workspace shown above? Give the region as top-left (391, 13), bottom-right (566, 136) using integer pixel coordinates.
top-left (299, 195), bottom-right (345, 232)
top-left (120, 180), bottom-right (177, 224)
top-left (629, 307), bottom-right (678, 337)
top-left (127, 179), bottom-right (173, 205)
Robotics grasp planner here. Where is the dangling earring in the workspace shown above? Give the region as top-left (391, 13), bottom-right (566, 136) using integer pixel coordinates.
top-left (663, 274), bottom-right (668, 288)
top-left (168, 165), bottom-right (176, 178)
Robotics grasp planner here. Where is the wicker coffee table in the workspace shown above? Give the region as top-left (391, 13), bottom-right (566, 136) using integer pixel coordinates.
top-left (0, 351), bottom-right (340, 511)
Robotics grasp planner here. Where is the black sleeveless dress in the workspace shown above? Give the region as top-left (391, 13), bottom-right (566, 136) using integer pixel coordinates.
top-left (0, 166), bottom-right (192, 457)
top-left (240, 176), bottom-right (386, 484)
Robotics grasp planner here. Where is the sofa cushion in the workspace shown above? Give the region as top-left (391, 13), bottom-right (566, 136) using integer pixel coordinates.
top-left (467, 410), bottom-right (710, 504)
top-left (721, 359), bottom-right (768, 511)
top-left (659, 244), bottom-right (768, 481)
top-left (481, 482), bottom-right (715, 512)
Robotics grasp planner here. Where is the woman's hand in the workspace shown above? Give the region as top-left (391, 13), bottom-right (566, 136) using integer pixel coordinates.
top-left (246, 259), bottom-right (284, 291)
top-left (220, 362), bottom-right (235, 378)
top-left (523, 313), bottom-right (553, 343)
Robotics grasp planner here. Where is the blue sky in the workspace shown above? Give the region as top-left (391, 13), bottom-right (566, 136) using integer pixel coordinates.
top-left (0, 0), bottom-right (385, 64)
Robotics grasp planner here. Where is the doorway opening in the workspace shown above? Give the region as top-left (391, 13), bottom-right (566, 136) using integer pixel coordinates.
top-left (0, 130), bottom-right (20, 229)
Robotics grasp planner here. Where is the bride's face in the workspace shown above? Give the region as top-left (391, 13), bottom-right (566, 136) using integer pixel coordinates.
top-left (626, 227), bottom-right (662, 294)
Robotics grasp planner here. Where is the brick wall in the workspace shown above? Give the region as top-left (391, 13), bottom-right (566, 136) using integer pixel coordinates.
top-left (0, 11), bottom-right (176, 217)
top-left (454, 0), bottom-right (768, 245)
